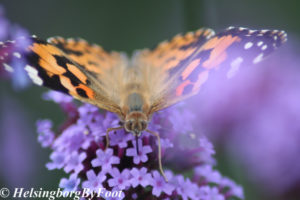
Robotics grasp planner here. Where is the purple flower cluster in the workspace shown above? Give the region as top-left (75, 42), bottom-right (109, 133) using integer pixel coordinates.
top-left (0, 4), bottom-right (31, 89)
top-left (37, 91), bottom-right (244, 200)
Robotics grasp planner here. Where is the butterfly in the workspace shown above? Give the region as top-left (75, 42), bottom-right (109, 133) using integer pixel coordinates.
top-left (0, 27), bottom-right (287, 181)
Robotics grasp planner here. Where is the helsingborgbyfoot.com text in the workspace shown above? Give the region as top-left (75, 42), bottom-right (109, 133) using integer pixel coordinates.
top-left (0, 187), bottom-right (123, 199)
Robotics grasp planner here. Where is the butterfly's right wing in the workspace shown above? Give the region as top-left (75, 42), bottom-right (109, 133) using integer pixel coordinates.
top-left (0, 36), bottom-right (127, 115)
top-left (134, 27), bottom-right (287, 114)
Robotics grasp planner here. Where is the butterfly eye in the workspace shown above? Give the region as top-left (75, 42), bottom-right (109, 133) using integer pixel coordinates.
top-left (140, 121), bottom-right (147, 130)
top-left (125, 121), bottom-right (133, 132)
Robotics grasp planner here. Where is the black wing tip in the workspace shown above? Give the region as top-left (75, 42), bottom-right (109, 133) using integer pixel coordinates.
top-left (277, 30), bottom-right (288, 44)
top-left (225, 26), bottom-right (287, 44)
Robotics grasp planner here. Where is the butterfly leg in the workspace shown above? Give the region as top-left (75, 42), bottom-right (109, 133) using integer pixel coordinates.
top-left (105, 127), bottom-right (123, 149)
top-left (146, 129), bottom-right (168, 182)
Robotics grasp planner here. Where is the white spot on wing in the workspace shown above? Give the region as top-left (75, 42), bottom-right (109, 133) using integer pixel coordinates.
top-left (3, 63), bottom-right (14, 72)
top-left (13, 52), bottom-right (21, 58)
top-left (283, 32), bottom-right (287, 37)
top-left (47, 37), bottom-right (54, 43)
top-left (244, 42), bottom-right (253, 49)
top-left (282, 33), bottom-right (288, 41)
top-left (257, 41), bottom-right (263, 46)
top-left (253, 53), bottom-right (264, 64)
top-left (208, 30), bottom-right (215, 37)
top-left (227, 57), bottom-right (243, 78)
top-left (47, 36), bottom-right (64, 43)
top-left (25, 65), bottom-right (43, 85)
top-left (261, 44), bottom-right (268, 50)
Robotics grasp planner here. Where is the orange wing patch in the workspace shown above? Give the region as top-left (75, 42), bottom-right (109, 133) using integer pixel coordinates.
top-left (26, 40), bottom-right (94, 98)
top-left (176, 70), bottom-right (209, 97)
top-left (175, 79), bottom-right (192, 96)
top-left (136, 28), bottom-right (215, 72)
top-left (181, 58), bottom-right (201, 80)
top-left (30, 43), bottom-right (67, 75)
top-left (48, 37), bottom-right (124, 77)
top-left (201, 35), bottom-right (241, 69)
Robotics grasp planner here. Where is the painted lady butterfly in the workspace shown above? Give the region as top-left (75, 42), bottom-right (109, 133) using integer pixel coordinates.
top-left (0, 27), bottom-right (287, 181)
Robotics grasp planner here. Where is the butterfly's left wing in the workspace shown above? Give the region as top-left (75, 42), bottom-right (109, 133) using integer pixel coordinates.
top-left (0, 36), bottom-right (126, 115)
top-left (135, 27), bottom-right (287, 113)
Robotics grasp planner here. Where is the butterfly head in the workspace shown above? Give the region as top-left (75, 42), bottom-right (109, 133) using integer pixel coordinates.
top-left (124, 111), bottom-right (148, 136)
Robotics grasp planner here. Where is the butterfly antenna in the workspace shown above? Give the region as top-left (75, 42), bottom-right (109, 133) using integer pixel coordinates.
top-left (146, 129), bottom-right (168, 182)
top-left (135, 135), bottom-right (140, 155)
